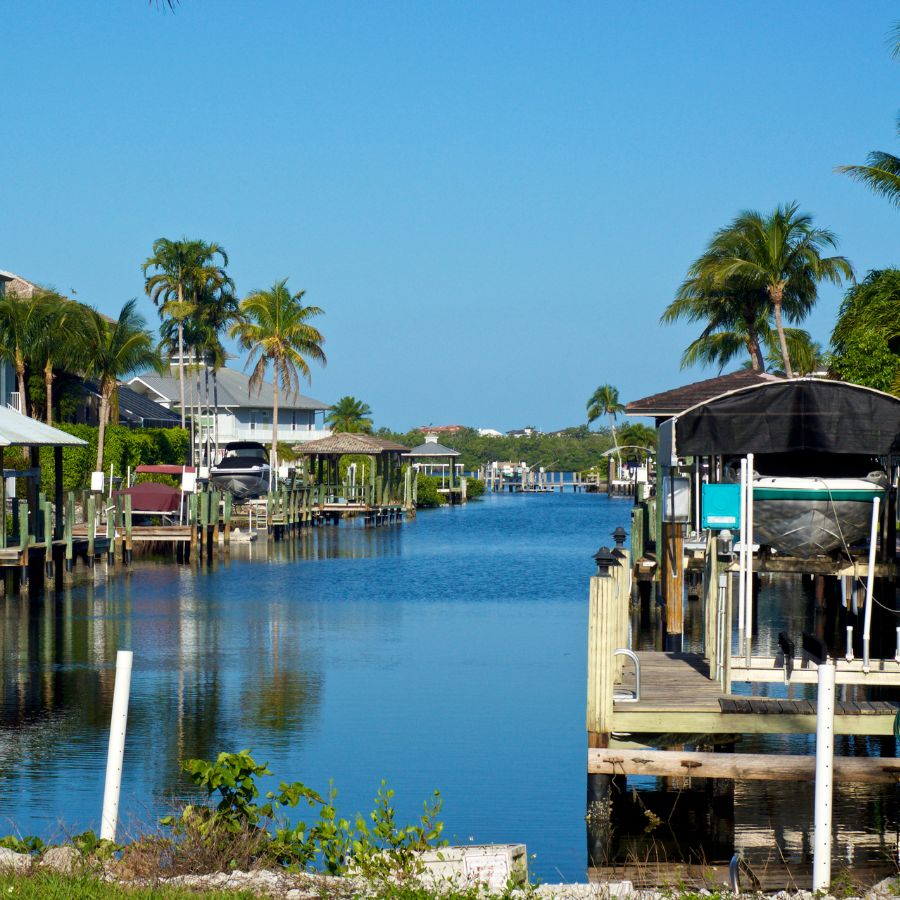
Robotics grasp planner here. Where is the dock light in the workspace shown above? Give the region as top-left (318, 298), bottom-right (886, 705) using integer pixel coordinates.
top-left (593, 545), bottom-right (620, 577)
top-left (611, 526), bottom-right (627, 549)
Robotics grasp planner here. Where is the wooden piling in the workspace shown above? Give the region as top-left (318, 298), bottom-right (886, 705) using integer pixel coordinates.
top-left (661, 521), bottom-right (685, 651)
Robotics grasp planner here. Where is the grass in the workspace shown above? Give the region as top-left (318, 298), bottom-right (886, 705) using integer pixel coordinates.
top-left (0, 870), bottom-right (259, 899)
top-left (0, 871), bottom-right (531, 900)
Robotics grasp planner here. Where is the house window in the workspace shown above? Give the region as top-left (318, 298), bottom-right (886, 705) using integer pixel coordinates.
top-left (249, 410), bottom-right (271, 431)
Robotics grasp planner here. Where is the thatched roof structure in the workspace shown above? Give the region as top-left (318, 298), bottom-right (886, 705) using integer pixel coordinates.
top-left (295, 433), bottom-right (410, 455)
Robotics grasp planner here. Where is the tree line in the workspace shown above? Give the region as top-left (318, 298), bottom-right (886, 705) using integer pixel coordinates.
top-left (0, 238), bottom-right (328, 472)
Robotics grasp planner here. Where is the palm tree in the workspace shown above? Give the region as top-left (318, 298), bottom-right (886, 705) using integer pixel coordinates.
top-left (687, 204), bottom-right (853, 377)
top-left (29, 292), bottom-right (90, 425)
top-left (0, 290), bottom-right (44, 413)
top-left (326, 396), bottom-right (373, 433)
top-left (587, 384), bottom-right (624, 460)
top-left (837, 23), bottom-right (900, 207)
top-left (82, 300), bottom-right (161, 471)
top-left (662, 281), bottom-right (769, 371)
top-left (142, 238), bottom-right (230, 428)
top-left (230, 279), bottom-right (326, 469)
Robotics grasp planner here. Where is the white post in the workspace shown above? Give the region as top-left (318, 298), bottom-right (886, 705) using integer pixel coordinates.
top-left (100, 650), bottom-right (133, 842)
top-left (744, 453), bottom-right (754, 666)
top-left (813, 661), bottom-right (835, 892)
top-left (862, 496), bottom-right (881, 673)
top-left (845, 626), bottom-right (854, 662)
top-left (738, 458), bottom-right (747, 639)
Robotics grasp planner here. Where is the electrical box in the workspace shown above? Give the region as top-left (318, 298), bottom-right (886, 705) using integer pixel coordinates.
top-left (661, 475), bottom-right (691, 523)
top-left (702, 482), bottom-right (741, 530)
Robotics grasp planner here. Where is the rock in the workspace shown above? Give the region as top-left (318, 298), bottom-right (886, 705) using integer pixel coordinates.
top-left (40, 845), bottom-right (82, 874)
top-left (867, 877), bottom-right (899, 900)
top-left (0, 847), bottom-right (31, 872)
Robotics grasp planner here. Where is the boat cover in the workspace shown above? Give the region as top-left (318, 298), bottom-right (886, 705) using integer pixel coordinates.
top-left (659, 379), bottom-right (900, 459)
top-left (114, 482), bottom-right (182, 513)
top-left (134, 464), bottom-right (196, 475)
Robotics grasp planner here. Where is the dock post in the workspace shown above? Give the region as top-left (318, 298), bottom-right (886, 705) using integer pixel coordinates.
top-left (100, 649), bottom-right (133, 843)
top-left (87, 495), bottom-right (96, 567)
top-left (65, 492), bottom-right (74, 573)
top-left (661, 520), bottom-right (684, 652)
top-left (813, 661), bottom-right (835, 892)
top-left (123, 494), bottom-right (133, 565)
top-left (586, 549), bottom-right (621, 867)
top-left (704, 531), bottom-right (720, 677)
top-left (223, 492), bottom-right (232, 548)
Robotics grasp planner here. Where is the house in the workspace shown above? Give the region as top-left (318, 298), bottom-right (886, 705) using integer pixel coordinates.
top-left (416, 424), bottom-right (465, 435)
top-left (477, 428), bottom-right (503, 437)
top-left (78, 379), bottom-right (183, 429)
top-left (128, 364), bottom-right (332, 446)
top-left (0, 270), bottom-right (42, 412)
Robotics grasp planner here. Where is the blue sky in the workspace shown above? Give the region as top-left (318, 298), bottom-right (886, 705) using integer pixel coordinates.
top-left (4, 2), bottom-right (900, 431)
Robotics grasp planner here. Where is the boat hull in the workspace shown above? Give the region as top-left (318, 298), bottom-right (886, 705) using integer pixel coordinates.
top-left (752, 476), bottom-right (887, 558)
top-left (209, 468), bottom-right (270, 499)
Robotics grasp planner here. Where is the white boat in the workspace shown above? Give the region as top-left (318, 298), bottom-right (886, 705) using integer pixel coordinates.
top-left (209, 441), bottom-right (271, 499)
top-left (752, 471), bottom-right (888, 558)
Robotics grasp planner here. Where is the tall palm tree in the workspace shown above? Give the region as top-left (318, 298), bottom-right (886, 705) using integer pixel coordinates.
top-left (142, 238), bottom-right (230, 428)
top-left (688, 204), bottom-right (853, 377)
top-left (326, 396), bottom-right (373, 433)
top-left (230, 279), bottom-right (326, 469)
top-left (82, 300), bottom-right (161, 471)
top-left (29, 292), bottom-right (90, 425)
top-left (587, 384), bottom-right (624, 460)
top-left (0, 290), bottom-right (44, 413)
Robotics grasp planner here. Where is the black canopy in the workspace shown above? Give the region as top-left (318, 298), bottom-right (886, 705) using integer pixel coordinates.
top-left (660, 379), bottom-right (900, 457)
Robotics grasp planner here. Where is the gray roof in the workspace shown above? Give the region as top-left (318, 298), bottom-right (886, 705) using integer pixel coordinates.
top-left (403, 441), bottom-right (460, 458)
top-left (83, 379), bottom-right (182, 427)
top-left (130, 366), bottom-right (329, 411)
top-left (0, 408), bottom-right (87, 447)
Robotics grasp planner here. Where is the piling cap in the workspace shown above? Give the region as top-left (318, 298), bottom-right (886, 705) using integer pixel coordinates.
top-left (593, 545), bottom-right (620, 575)
top-left (611, 526), bottom-right (628, 548)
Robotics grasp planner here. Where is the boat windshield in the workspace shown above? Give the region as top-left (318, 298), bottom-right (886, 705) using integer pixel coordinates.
top-left (224, 444), bottom-right (268, 461)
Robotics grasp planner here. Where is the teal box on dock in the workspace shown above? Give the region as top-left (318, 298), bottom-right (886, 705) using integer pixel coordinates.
top-left (701, 483), bottom-right (741, 529)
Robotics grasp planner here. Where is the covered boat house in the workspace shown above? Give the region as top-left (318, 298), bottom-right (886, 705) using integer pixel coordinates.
top-left (402, 433), bottom-right (466, 502)
top-left (294, 432), bottom-right (413, 511)
top-left (629, 376), bottom-right (900, 659)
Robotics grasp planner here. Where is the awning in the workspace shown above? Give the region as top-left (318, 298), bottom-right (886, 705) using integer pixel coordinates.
top-left (114, 482), bottom-right (182, 513)
top-left (659, 378), bottom-right (900, 460)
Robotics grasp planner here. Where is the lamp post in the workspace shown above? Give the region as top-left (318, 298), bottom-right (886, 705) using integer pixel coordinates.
top-left (593, 545), bottom-right (620, 576)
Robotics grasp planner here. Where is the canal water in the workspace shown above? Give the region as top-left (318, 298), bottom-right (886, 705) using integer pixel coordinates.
top-left (0, 491), bottom-right (620, 880)
top-left (0, 492), bottom-right (898, 882)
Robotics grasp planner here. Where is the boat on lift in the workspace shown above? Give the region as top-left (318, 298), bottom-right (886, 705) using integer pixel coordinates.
top-left (209, 441), bottom-right (271, 499)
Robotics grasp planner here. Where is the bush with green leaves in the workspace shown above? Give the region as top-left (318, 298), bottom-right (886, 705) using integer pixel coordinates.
top-left (464, 478), bottom-right (485, 499)
top-left (414, 475), bottom-right (445, 508)
top-left (162, 750), bottom-right (445, 880)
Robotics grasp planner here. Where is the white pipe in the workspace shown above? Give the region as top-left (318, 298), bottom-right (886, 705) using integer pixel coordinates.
top-left (813, 661), bottom-right (835, 892)
top-left (862, 496), bottom-right (881, 673)
top-left (100, 650), bottom-right (133, 842)
top-left (845, 626), bottom-right (854, 662)
top-left (744, 453), bottom-right (754, 666)
top-left (738, 458), bottom-right (747, 637)
top-left (895, 627), bottom-right (900, 664)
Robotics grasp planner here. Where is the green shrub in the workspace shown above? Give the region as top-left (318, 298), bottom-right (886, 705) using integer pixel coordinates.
top-left (414, 475), bottom-right (445, 508)
top-left (161, 750), bottom-right (445, 879)
top-left (464, 478), bottom-right (485, 499)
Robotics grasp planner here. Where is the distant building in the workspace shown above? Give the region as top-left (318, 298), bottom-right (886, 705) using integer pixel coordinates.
top-left (506, 427), bottom-right (538, 438)
top-left (477, 428), bottom-right (503, 437)
top-left (417, 424), bottom-right (465, 434)
top-left (128, 363), bottom-right (331, 446)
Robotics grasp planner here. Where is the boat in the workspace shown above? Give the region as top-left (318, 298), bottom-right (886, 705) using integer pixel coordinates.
top-left (209, 441), bottom-right (271, 499)
top-left (741, 453), bottom-right (890, 558)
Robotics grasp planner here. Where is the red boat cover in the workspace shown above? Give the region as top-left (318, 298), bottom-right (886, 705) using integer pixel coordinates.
top-left (134, 464), bottom-right (195, 475)
top-left (114, 482), bottom-right (182, 513)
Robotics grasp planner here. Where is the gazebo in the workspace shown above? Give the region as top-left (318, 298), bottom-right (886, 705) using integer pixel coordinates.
top-left (402, 433), bottom-right (463, 493)
top-left (294, 433), bottom-right (410, 508)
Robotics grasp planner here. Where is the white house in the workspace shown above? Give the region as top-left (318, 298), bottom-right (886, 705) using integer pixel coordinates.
top-left (128, 365), bottom-right (332, 446)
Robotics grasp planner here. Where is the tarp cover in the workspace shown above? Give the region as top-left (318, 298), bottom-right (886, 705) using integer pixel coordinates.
top-left (134, 464), bottom-right (195, 475)
top-left (671, 379), bottom-right (900, 456)
top-left (114, 482), bottom-right (182, 513)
